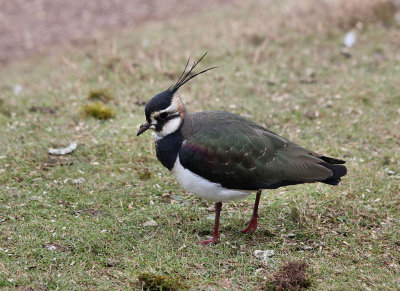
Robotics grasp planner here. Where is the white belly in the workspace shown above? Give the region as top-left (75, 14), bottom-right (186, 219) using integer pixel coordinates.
top-left (171, 157), bottom-right (253, 202)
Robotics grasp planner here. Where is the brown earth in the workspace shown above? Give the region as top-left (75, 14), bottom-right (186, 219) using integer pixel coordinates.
top-left (0, 0), bottom-right (237, 65)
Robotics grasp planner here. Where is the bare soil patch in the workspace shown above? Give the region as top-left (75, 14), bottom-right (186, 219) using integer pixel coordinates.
top-left (0, 0), bottom-right (236, 64)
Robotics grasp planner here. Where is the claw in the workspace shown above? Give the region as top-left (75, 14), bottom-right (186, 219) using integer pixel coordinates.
top-left (241, 217), bottom-right (258, 234)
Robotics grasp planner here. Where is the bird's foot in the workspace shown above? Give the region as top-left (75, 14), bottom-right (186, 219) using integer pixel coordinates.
top-left (241, 217), bottom-right (258, 234)
top-left (196, 237), bottom-right (218, 245)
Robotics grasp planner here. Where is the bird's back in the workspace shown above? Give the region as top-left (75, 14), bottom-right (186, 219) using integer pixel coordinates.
top-left (179, 111), bottom-right (346, 190)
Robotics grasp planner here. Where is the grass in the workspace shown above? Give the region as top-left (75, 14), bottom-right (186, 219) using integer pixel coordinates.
top-left (0, 0), bottom-right (399, 289)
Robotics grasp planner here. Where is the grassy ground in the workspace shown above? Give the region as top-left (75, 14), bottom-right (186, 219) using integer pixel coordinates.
top-left (1, 0), bottom-right (400, 289)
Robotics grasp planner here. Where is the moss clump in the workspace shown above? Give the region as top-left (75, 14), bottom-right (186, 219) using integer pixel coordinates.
top-left (82, 101), bottom-right (116, 120)
top-left (137, 168), bottom-right (152, 180)
top-left (137, 273), bottom-right (187, 291)
top-left (88, 89), bottom-right (114, 103)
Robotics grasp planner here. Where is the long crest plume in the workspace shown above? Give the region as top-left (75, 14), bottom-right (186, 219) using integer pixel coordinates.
top-left (169, 52), bottom-right (217, 93)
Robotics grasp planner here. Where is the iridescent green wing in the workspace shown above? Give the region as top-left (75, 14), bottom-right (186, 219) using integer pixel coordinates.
top-left (179, 123), bottom-right (333, 190)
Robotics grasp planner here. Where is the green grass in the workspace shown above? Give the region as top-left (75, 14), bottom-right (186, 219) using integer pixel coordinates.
top-left (1, 1), bottom-right (400, 289)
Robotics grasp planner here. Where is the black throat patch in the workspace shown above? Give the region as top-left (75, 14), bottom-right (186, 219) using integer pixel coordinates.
top-left (155, 129), bottom-right (184, 170)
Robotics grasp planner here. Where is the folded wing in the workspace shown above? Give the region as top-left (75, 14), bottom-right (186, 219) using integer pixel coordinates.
top-left (179, 123), bottom-right (346, 190)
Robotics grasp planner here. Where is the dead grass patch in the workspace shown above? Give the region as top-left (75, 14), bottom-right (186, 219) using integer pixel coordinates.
top-left (287, 0), bottom-right (399, 32)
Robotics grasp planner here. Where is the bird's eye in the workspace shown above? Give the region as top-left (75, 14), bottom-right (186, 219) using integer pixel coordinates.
top-left (159, 112), bottom-right (168, 120)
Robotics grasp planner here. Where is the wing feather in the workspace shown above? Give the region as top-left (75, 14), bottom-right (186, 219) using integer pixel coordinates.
top-left (179, 121), bottom-right (334, 190)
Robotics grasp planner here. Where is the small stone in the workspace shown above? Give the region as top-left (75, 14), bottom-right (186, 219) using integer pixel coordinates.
top-left (72, 177), bottom-right (85, 184)
top-left (48, 142), bottom-right (77, 155)
top-left (254, 250), bottom-right (275, 258)
top-left (385, 168), bottom-right (395, 175)
top-left (13, 84), bottom-right (22, 95)
top-left (143, 219), bottom-right (158, 227)
top-left (254, 249), bottom-right (275, 266)
top-left (344, 30), bottom-right (356, 48)
top-left (43, 243), bottom-right (61, 251)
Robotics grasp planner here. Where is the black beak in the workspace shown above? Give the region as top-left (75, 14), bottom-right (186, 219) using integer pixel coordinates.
top-left (137, 122), bottom-right (150, 136)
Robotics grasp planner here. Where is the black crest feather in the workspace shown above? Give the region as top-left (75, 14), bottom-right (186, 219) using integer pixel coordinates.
top-left (169, 52), bottom-right (217, 93)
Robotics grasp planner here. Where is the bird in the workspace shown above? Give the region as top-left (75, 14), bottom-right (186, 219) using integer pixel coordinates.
top-left (137, 53), bottom-right (347, 245)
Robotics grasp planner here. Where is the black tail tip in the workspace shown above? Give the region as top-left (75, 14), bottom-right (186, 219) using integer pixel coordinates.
top-left (320, 162), bottom-right (347, 185)
top-left (323, 177), bottom-right (342, 186)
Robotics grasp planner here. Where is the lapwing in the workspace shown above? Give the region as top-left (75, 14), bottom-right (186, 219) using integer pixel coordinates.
top-left (137, 53), bottom-right (347, 244)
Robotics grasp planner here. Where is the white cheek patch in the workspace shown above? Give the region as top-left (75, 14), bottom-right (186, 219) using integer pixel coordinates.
top-left (154, 117), bottom-right (182, 140)
top-left (161, 117), bottom-right (182, 136)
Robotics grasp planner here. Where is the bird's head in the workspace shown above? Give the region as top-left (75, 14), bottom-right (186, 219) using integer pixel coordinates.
top-left (137, 53), bottom-right (216, 138)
